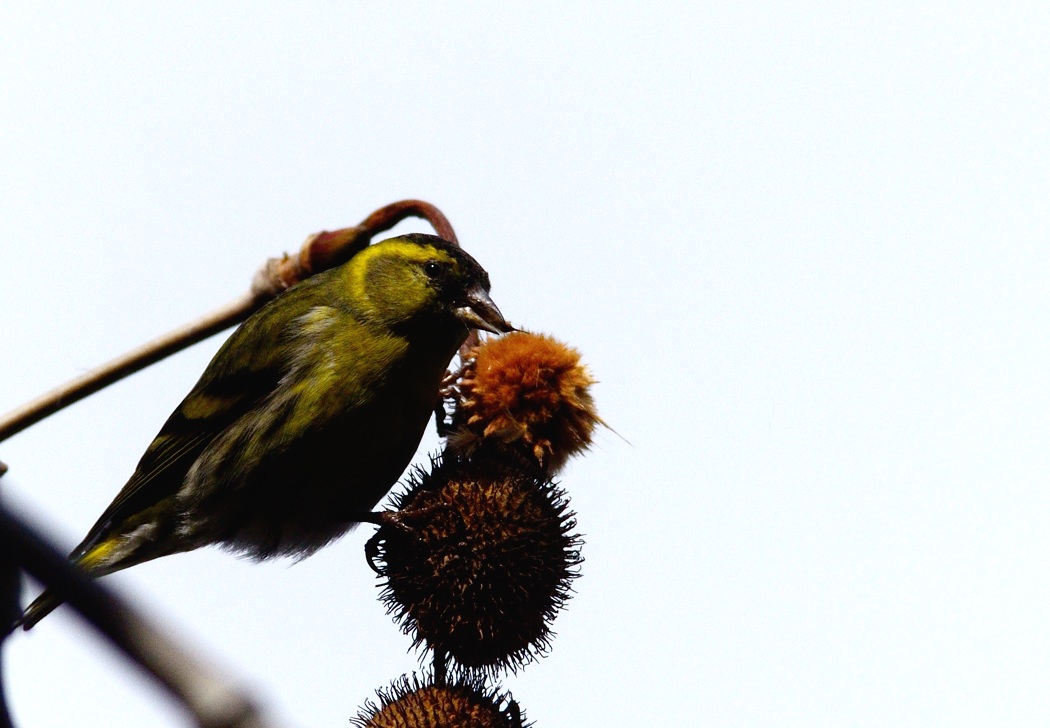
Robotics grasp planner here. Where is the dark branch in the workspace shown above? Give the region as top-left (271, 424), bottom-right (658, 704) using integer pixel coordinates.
top-left (0, 497), bottom-right (284, 728)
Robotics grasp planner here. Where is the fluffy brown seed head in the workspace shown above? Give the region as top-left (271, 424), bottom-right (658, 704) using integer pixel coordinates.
top-left (352, 674), bottom-right (525, 728)
top-left (448, 331), bottom-right (601, 474)
top-left (372, 457), bottom-right (581, 673)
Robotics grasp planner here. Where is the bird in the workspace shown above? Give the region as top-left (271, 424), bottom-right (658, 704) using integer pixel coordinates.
top-left (17, 233), bottom-right (511, 629)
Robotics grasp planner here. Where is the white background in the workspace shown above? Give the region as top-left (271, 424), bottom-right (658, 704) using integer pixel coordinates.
top-left (2, 3), bottom-right (1049, 726)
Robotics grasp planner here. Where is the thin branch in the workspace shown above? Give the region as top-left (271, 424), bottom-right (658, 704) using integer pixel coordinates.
top-left (0, 293), bottom-right (258, 443)
top-left (0, 497), bottom-right (284, 728)
top-left (0, 200), bottom-right (457, 444)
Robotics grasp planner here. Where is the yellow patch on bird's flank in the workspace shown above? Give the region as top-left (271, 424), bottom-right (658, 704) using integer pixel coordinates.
top-left (180, 394), bottom-right (237, 421)
top-left (79, 539), bottom-right (118, 569)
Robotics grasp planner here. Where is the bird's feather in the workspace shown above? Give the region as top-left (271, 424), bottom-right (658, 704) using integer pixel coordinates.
top-left (71, 277), bottom-right (339, 562)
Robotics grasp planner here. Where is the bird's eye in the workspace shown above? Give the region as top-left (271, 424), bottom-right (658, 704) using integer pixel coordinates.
top-left (423, 261), bottom-right (442, 278)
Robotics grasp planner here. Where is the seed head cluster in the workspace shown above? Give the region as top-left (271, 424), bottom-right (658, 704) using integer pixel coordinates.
top-left (359, 329), bottom-right (601, 721)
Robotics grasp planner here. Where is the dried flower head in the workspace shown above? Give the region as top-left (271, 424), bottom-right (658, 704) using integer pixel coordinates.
top-left (447, 331), bottom-right (601, 474)
top-left (370, 456), bottom-right (581, 673)
top-left (351, 673), bottom-right (526, 728)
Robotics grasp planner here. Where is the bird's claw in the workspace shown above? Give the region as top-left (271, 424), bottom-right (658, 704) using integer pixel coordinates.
top-left (363, 503), bottom-right (448, 574)
top-left (364, 530), bottom-right (385, 575)
top-left (377, 503), bottom-right (447, 533)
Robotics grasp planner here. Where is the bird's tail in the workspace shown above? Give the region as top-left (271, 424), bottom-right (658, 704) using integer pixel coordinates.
top-left (14, 589), bottom-right (62, 631)
top-left (14, 536), bottom-right (129, 631)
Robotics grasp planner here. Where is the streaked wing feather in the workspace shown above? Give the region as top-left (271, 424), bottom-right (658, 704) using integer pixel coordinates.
top-left (70, 281), bottom-right (333, 557)
top-left (73, 430), bottom-right (212, 558)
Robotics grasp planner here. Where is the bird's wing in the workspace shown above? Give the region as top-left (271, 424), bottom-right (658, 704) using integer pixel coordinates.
top-left (72, 280), bottom-right (336, 559)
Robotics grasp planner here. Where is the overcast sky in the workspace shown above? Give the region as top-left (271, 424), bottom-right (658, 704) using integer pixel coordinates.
top-left (2, 3), bottom-right (1050, 726)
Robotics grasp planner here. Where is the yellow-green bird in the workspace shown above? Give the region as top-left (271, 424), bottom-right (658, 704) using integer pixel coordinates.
top-left (18, 234), bottom-right (510, 629)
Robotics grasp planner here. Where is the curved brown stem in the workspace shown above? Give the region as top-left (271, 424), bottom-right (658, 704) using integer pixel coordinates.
top-left (362, 199), bottom-right (458, 246)
top-left (254, 200), bottom-right (457, 296)
top-left (0, 200), bottom-right (457, 444)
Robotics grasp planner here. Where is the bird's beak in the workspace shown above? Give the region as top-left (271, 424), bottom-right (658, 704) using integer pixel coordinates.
top-left (455, 287), bottom-right (513, 334)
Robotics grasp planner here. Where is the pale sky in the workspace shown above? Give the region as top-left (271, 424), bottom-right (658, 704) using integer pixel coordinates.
top-left (2, 3), bottom-right (1050, 726)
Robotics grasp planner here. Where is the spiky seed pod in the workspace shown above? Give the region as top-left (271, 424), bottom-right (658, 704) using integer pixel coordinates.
top-left (371, 456), bottom-right (581, 673)
top-left (351, 674), bottom-right (526, 728)
top-left (447, 331), bottom-right (601, 475)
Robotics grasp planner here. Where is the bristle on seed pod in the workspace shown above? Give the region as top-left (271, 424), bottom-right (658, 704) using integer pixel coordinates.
top-left (447, 331), bottom-right (601, 474)
top-left (370, 456), bottom-right (582, 673)
top-left (351, 673), bottom-right (527, 728)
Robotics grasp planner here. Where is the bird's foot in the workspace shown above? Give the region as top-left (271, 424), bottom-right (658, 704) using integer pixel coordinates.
top-left (364, 530), bottom-right (385, 575)
top-left (361, 503), bottom-right (449, 574)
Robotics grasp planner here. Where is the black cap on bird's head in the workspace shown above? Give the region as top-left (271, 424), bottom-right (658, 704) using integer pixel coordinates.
top-left (396, 233), bottom-right (513, 335)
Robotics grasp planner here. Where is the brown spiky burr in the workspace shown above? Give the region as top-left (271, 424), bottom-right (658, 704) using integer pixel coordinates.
top-left (351, 674), bottom-right (526, 728)
top-left (446, 331), bottom-right (601, 475)
top-left (369, 456), bottom-right (581, 673)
